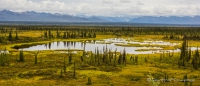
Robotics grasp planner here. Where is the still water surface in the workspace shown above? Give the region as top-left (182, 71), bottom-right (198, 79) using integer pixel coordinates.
top-left (19, 41), bottom-right (187, 54)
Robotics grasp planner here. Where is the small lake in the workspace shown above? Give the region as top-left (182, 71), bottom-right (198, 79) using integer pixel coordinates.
top-left (18, 38), bottom-right (198, 54)
top-left (18, 41), bottom-right (182, 54)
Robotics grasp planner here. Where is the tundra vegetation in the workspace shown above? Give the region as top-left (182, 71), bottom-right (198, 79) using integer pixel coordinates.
top-left (0, 25), bottom-right (200, 86)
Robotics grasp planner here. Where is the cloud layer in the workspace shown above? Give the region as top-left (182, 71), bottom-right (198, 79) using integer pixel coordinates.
top-left (0, 0), bottom-right (199, 17)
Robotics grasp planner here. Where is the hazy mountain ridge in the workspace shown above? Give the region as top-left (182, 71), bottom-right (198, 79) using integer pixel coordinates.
top-left (0, 10), bottom-right (200, 24)
top-left (0, 10), bottom-right (89, 22)
top-left (129, 16), bottom-right (200, 24)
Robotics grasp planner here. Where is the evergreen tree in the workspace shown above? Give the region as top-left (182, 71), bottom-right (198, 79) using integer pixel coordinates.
top-left (15, 31), bottom-right (19, 40)
top-left (118, 54), bottom-right (122, 64)
top-left (86, 77), bottom-right (92, 85)
top-left (35, 50), bottom-right (40, 64)
top-left (60, 69), bottom-right (63, 78)
top-left (69, 52), bottom-right (72, 64)
top-left (44, 31), bottom-right (47, 38)
top-left (63, 56), bottom-right (66, 73)
top-left (48, 29), bottom-right (51, 39)
top-left (8, 31), bottom-right (12, 41)
top-left (145, 57), bottom-right (147, 62)
top-left (122, 48), bottom-right (126, 65)
top-left (63, 32), bottom-right (67, 39)
top-left (135, 56), bottom-right (138, 65)
top-left (0, 53), bottom-right (6, 66)
top-left (192, 49), bottom-right (199, 70)
top-left (114, 48), bottom-right (117, 66)
top-left (56, 30), bottom-right (60, 38)
top-left (188, 47), bottom-right (192, 62)
top-left (74, 62), bottom-right (76, 78)
top-left (179, 35), bottom-right (188, 67)
top-left (93, 33), bottom-right (96, 38)
top-left (183, 74), bottom-right (188, 86)
top-left (19, 50), bottom-right (25, 62)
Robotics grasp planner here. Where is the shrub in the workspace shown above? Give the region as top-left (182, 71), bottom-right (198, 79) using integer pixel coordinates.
top-left (86, 77), bottom-right (92, 85)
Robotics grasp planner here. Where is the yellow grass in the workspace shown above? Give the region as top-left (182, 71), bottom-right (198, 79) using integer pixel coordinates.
top-left (1, 30), bottom-right (200, 86)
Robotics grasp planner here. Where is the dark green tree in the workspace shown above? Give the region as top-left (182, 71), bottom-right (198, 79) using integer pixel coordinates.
top-left (86, 77), bottom-right (92, 85)
top-left (69, 50), bottom-right (72, 64)
top-left (60, 69), bottom-right (63, 78)
top-left (122, 48), bottom-right (126, 65)
top-left (183, 74), bottom-right (188, 86)
top-left (35, 50), bottom-right (40, 64)
top-left (74, 62), bottom-right (76, 78)
top-left (63, 56), bottom-right (66, 73)
top-left (19, 50), bottom-right (25, 62)
top-left (192, 49), bottom-right (199, 70)
top-left (118, 54), bottom-right (122, 64)
top-left (63, 32), bottom-right (67, 39)
top-left (93, 33), bottom-right (96, 38)
top-left (56, 30), bottom-right (60, 38)
top-left (8, 31), bottom-right (12, 41)
top-left (48, 29), bottom-right (51, 39)
top-left (179, 35), bottom-right (188, 67)
top-left (15, 31), bottom-right (19, 40)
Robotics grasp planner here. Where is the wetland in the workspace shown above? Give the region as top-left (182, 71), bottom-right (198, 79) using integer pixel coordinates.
top-left (0, 26), bottom-right (200, 86)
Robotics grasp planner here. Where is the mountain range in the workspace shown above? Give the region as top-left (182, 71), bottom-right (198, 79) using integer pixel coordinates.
top-left (0, 10), bottom-right (200, 24)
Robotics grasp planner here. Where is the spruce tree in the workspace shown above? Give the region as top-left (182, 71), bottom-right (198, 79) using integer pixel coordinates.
top-left (122, 48), bottom-right (126, 65)
top-left (48, 29), bottom-right (51, 39)
top-left (35, 51), bottom-right (40, 64)
top-left (179, 35), bottom-right (188, 67)
top-left (69, 51), bottom-right (72, 64)
top-left (93, 33), bottom-right (96, 38)
top-left (57, 30), bottom-right (60, 38)
top-left (74, 62), bottom-right (76, 78)
top-left (60, 68), bottom-right (63, 78)
top-left (192, 49), bottom-right (199, 70)
top-left (64, 56), bottom-right (66, 73)
top-left (63, 32), bottom-right (67, 39)
top-left (183, 74), bottom-right (188, 86)
top-left (8, 31), bottom-right (12, 41)
top-left (19, 50), bottom-right (25, 62)
top-left (114, 48), bottom-right (117, 66)
top-left (0, 53), bottom-right (5, 66)
top-left (86, 77), bottom-right (92, 85)
top-left (118, 54), bottom-right (122, 64)
top-left (15, 31), bottom-right (19, 40)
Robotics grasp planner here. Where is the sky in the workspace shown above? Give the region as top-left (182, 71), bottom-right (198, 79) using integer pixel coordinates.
top-left (0, 0), bottom-right (200, 17)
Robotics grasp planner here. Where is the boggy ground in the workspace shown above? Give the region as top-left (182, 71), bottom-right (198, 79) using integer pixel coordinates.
top-left (1, 29), bottom-right (200, 86)
top-left (0, 50), bottom-right (200, 86)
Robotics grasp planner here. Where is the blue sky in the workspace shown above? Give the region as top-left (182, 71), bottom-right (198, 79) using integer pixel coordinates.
top-left (0, 0), bottom-right (199, 17)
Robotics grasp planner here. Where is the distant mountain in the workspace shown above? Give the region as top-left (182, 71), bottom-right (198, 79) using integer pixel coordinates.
top-left (129, 16), bottom-right (200, 24)
top-left (0, 10), bottom-right (91, 22)
top-left (0, 10), bottom-right (200, 24)
top-left (96, 16), bottom-right (132, 22)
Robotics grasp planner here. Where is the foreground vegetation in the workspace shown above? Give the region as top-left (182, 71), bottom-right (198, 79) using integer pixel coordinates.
top-left (0, 26), bottom-right (200, 86)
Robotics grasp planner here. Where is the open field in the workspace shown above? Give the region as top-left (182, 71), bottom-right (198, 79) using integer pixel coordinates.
top-left (0, 26), bottom-right (200, 86)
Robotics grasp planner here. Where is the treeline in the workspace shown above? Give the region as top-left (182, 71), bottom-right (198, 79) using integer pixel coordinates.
top-left (43, 29), bottom-right (96, 39)
top-left (2, 26), bottom-right (200, 36)
top-left (1, 25), bottom-right (200, 44)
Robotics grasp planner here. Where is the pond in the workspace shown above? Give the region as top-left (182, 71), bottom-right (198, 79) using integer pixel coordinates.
top-left (17, 38), bottom-right (198, 54)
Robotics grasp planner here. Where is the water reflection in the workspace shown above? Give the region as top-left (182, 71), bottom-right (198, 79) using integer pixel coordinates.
top-left (48, 42), bottom-right (51, 49)
top-left (18, 37), bottom-right (199, 54)
top-left (19, 41), bottom-right (191, 54)
top-left (57, 41), bottom-right (60, 47)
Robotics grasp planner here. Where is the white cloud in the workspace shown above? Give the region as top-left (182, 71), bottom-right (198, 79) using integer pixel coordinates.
top-left (120, 0), bottom-right (131, 3)
top-left (0, 0), bottom-right (200, 17)
top-left (102, 0), bottom-right (113, 4)
top-left (137, 1), bottom-right (144, 5)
